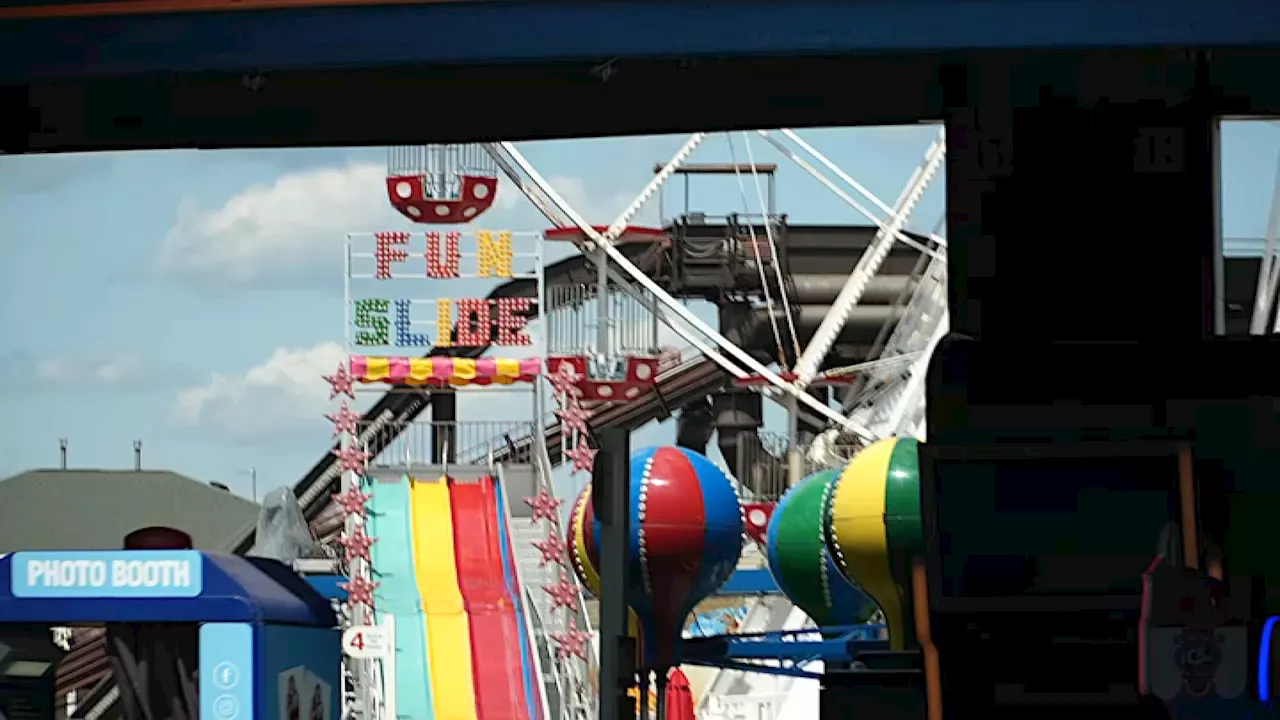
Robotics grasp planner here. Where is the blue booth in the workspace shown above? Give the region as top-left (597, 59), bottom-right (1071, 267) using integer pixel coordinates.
top-left (0, 549), bottom-right (341, 720)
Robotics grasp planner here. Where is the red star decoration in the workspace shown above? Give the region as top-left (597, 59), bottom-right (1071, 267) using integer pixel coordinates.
top-left (327, 402), bottom-right (360, 438)
top-left (324, 363), bottom-right (356, 400)
top-left (340, 575), bottom-right (380, 609)
top-left (543, 572), bottom-right (580, 613)
top-left (555, 400), bottom-right (593, 437)
top-left (565, 442), bottom-right (598, 475)
top-left (551, 618), bottom-right (591, 661)
top-left (332, 484), bottom-right (371, 518)
top-left (332, 444), bottom-right (371, 475)
top-left (524, 487), bottom-right (563, 524)
top-left (548, 363), bottom-right (584, 400)
top-left (338, 524), bottom-right (377, 563)
top-left (533, 530), bottom-right (569, 568)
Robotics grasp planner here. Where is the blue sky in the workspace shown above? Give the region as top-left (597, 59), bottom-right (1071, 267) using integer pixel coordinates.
top-left (0, 121), bottom-right (1276, 501)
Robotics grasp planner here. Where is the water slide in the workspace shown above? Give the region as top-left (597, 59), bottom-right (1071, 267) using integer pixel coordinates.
top-left (368, 473), bottom-right (541, 720)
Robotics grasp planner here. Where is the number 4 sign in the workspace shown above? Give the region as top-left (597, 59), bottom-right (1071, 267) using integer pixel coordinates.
top-left (342, 624), bottom-right (392, 660)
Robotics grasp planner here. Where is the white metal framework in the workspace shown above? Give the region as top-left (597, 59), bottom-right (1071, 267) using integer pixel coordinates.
top-left (486, 125), bottom-right (947, 450)
top-left (481, 128), bottom-right (947, 720)
top-left (1251, 150), bottom-right (1280, 333)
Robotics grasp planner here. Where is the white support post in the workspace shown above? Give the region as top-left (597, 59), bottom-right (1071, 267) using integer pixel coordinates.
top-left (791, 134), bottom-right (946, 391)
top-left (382, 614), bottom-right (397, 720)
top-left (1252, 152), bottom-right (1280, 334)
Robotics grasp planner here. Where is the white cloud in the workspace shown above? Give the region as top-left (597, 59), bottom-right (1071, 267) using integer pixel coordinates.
top-left (174, 305), bottom-right (703, 449)
top-left (155, 163), bottom-right (396, 286)
top-left (0, 350), bottom-right (166, 391)
top-left (175, 342), bottom-right (352, 436)
top-left (155, 160), bottom-right (633, 288)
top-left (35, 353), bottom-right (150, 386)
top-left (176, 340), bottom-right (547, 444)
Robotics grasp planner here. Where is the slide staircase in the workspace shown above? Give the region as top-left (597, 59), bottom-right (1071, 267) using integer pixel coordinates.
top-left (502, 451), bottom-right (598, 720)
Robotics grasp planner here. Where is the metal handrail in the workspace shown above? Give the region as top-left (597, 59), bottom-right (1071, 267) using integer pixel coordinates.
top-left (533, 446), bottom-right (599, 654)
top-left (495, 462), bottom-right (562, 720)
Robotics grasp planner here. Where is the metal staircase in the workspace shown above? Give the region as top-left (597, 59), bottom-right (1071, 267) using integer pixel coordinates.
top-left (503, 447), bottom-right (598, 720)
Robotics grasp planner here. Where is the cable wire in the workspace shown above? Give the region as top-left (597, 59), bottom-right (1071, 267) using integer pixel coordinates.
top-left (726, 133), bottom-right (787, 369)
top-left (743, 131), bottom-right (802, 361)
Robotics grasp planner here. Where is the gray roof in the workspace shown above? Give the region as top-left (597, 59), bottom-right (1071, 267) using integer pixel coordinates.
top-left (0, 469), bottom-right (260, 553)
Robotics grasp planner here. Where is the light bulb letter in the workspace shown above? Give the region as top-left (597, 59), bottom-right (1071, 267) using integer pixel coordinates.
top-left (435, 298), bottom-right (453, 347)
top-left (455, 298), bottom-right (491, 346)
top-left (426, 231), bottom-right (462, 279)
top-left (353, 299), bottom-right (391, 346)
top-left (495, 297), bottom-right (533, 346)
top-left (373, 231), bottom-right (410, 279)
top-left (394, 299), bottom-right (430, 347)
top-left (476, 230), bottom-right (514, 278)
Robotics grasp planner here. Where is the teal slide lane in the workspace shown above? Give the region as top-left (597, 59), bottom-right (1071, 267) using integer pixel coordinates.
top-left (369, 476), bottom-right (435, 720)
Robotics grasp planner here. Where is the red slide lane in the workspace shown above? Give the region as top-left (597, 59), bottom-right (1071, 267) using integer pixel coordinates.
top-left (450, 476), bottom-right (532, 720)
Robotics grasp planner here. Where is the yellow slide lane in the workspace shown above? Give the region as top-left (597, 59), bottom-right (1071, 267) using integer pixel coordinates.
top-left (410, 476), bottom-right (479, 720)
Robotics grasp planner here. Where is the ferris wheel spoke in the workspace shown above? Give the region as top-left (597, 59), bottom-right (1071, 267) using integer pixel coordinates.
top-left (481, 143), bottom-right (572, 228)
top-left (790, 132), bottom-right (946, 392)
top-left (755, 130), bottom-right (943, 260)
top-left (776, 128), bottom-right (949, 250)
top-left (499, 139), bottom-right (877, 441)
top-left (603, 132), bottom-right (707, 243)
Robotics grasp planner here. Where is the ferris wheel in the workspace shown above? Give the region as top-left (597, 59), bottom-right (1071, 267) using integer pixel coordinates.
top-left (382, 128), bottom-right (945, 443)
top-left (338, 127), bottom-right (949, 720)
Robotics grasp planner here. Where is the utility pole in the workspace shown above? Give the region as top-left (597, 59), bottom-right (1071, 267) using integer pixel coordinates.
top-left (239, 468), bottom-right (258, 501)
top-left (595, 427), bottom-right (635, 720)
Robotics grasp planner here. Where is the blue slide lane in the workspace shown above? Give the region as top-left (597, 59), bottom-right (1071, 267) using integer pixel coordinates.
top-left (369, 476), bottom-right (435, 720)
top-left (494, 475), bottom-right (541, 719)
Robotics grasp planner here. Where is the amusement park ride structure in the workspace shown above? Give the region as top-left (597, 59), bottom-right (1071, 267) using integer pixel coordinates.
top-left (303, 128), bottom-right (950, 720)
top-left (235, 124), bottom-right (1280, 720)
